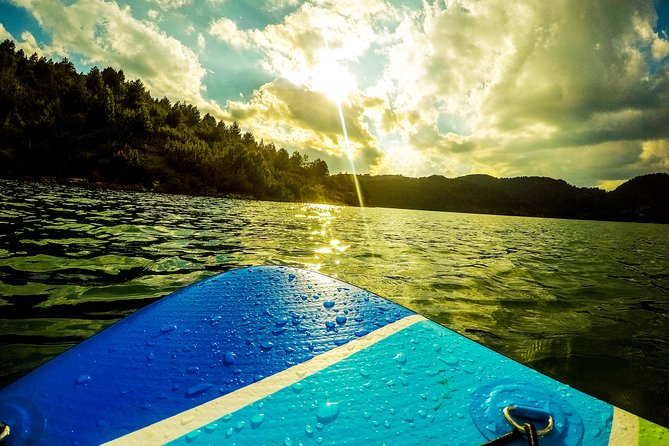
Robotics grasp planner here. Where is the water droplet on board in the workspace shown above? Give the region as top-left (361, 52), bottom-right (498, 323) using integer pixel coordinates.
top-left (224, 351), bottom-right (237, 365)
top-left (316, 402), bottom-right (340, 423)
top-left (185, 430), bottom-right (201, 442)
top-left (324, 301), bottom-right (335, 308)
top-left (181, 415), bottom-right (196, 425)
top-left (272, 327), bottom-right (287, 335)
top-left (160, 324), bottom-right (177, 333)
top-left (235, 420), bottom-right (246, 431)
top-left (76, 375), bottom-right (91, 385)
top-left (260, 341), bottom-right (274, 351)
top-left (288, 274), bottom-right (296, 281)
top-left (276, 317), bottom-right (289, 326)
top-left (394, 352), bottom-right (407, 365)
top-left (440, 355), bottom-right (458, 366)
top-left (186, 383), bottom-right (213, 397)
top-left (187, 366), bottom-right (199, 374)
top-left (305, 424), bottom-right (315, 436)
top-left (336, 315), bottom-right (347, 325)
top-left (210, 315), bottom-right (222, 326)
top-left (204, 422), bottom-right (218, 433)
top-left (325, 321), bottom-right (336, 330)
top-left (292, 382), bottom-right (304, 393)
top-left (251, 413), bottom-right (266, 427)
top-left (284, 437), bottom-right (294, 446)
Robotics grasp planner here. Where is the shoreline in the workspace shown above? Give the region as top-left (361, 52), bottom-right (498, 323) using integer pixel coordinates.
top-left (4, 175), bottom-right (668, 225)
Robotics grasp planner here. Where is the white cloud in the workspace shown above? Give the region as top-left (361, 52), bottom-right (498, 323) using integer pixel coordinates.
top-left (0, 24), bottom-right (43, 56)
top-left (197, 33), bottom-right (206, 52)
top-left (10, 0), bottom-right (221, 115)
top-left (0, 23), bottom-right (10, 41)
top-left (652, 35), bottom-right (669, 60)
top-left (225, 78), bottom-right (383, 171)
top-left (150, 0), bottom-right (191, 10)
top-left (640, 139), bottom-right (669, 168)
top-left (209, 18), bottom-right (248, 48)
top-left (210, 0), bottom-right (398, 84)
top-left (263, 0), bottom-right (300, 12)
top-left (208, 0), bottom-right (398, 170)
top-left (375, 0), bottom-right (669, 184)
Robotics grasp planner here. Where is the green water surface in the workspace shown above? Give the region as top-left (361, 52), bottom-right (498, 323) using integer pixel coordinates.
top-left (1, 179), bottom-right (667, 426)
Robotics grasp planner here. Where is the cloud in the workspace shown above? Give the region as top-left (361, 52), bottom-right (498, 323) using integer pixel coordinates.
top-left (225, 78), bottom-right (382, 171)
top-left (652, 35), bottom-right (669, 60)
top-left (150, 0), bottom-right (191, 10)
top-left (208, 18), bottom-right (248, 48)
top-left (0, 23), bottom-right (9, 40)
top-left (0, 24), bottom-right (43, 56)
top-left (197, 33), bottom-right (206, 52)
top-left (263, 0), bottom-right (300, 12)
top-left (209, 0), bottom-right (398, 84)
top-left (10, 0), bottom-right (220, 115)
top-left (208, 0), bottom-right (398, 170)
top-left (375, 0), bottom-right (669, 185)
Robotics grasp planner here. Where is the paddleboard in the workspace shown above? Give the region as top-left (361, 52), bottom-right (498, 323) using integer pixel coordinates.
top-left (0, 266), bottom-right (667, 445)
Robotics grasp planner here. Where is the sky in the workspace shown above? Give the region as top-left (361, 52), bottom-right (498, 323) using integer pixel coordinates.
top-left (1, 0), bottom-right (668, 189)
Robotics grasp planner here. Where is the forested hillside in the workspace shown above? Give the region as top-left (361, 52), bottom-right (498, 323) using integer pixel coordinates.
top-left (1, 39), bottom-right (667, 223)
top-left (0, 40), bottom-right (354, 203)
top-left (336, 173), bottom-right (669, 223)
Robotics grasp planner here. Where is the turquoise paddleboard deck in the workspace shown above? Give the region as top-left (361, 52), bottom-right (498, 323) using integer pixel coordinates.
top-left (1, 266), bottom-right (667, 445)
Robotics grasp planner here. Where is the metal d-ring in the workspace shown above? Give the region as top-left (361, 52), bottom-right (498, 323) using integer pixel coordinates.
top-left (503, 405), bottom-right (554, 436)
top-left (0, 421), bottom-right (10, 442)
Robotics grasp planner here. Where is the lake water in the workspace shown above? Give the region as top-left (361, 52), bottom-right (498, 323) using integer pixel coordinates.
top-left (1, 179), bottom-right (668, 427)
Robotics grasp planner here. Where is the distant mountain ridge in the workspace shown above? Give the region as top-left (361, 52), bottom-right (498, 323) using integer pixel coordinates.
top-left (332, 172), bottom-right (669, 223)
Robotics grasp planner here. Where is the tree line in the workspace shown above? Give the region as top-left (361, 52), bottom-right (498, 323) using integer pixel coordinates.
top-left (346, 173), bottom-right (669, 223)
top-left (0, 39), bottom-right (357, 203)
top-left (1, 39), bottom-right (666, 222)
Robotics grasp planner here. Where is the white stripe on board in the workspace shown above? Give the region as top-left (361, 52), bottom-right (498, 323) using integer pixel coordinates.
top-left (608, 406), bottom-right (639, 446)
top-left (103, 314), bottom-right (426, 446)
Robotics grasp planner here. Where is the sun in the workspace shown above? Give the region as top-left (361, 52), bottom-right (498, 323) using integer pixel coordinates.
top-left (280, 45), bottom-right (358, 102)
top-left (308, 56), bottom-right (357, 102)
